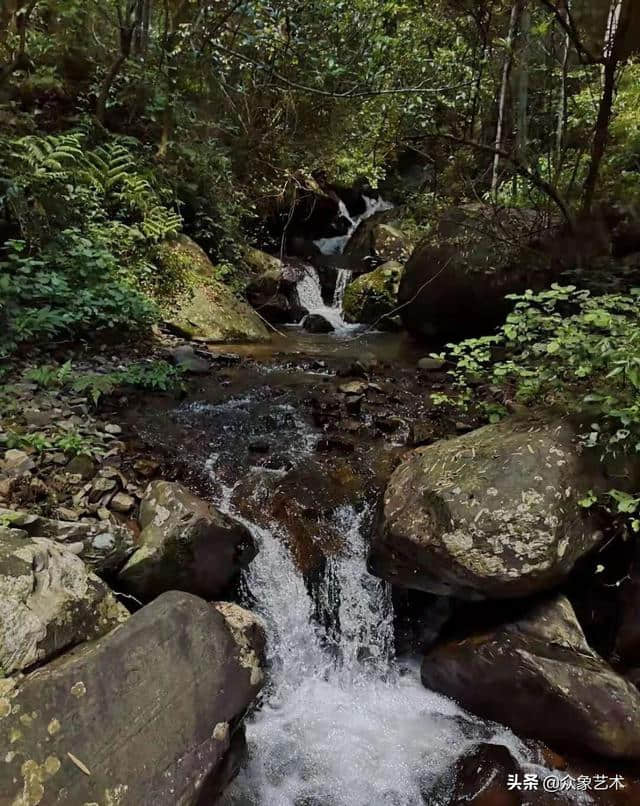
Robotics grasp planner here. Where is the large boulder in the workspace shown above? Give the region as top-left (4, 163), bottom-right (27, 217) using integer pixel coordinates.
top-left (421, 596), bottom-right (640, 761)
top-left (345, 214), bottom-right (413, 271)
top-left (244, 248), bottom-right (306, 323)
top-left (369, 419), bottom-right (603, 599)
top-left (398, 205), bottom-right (562, 341)
top-left (0, 591), bottom-right (265, 805)
top-left (118, 480), bottom-right (256, 601)
top-left (159, 236), bottom-right (271, 343)
top-left (343, 260), bottom-right (402, 326)
top-left (0, 528), bottom-right (128, 675)
top-left (0, 507), bottom-right (134, 575)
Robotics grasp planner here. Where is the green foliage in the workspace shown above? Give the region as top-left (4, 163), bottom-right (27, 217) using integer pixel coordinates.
top-left (439, 285), bottom-right (640, 452)
top-left (437, 284), bottom-right (640, 525)
top-left (23, 359), bottom-right (185, 405)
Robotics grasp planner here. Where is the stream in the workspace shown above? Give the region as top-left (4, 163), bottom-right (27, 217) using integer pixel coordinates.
top-left (131, 196), bottom-right (586, 805)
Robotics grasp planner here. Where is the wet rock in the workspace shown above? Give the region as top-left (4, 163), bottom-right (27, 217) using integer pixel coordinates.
top-left (303, 313), bottom-right (334, 333)
top-left (345, 215), bottom-right (413, 268)
top-left (433, 742), bottom-right (521, 806)
top-left (0, 592), bottom-right (265, 806)
top-left (168, 344), bottom-right (210, 374)
top-left (0, 530), bottom-right (128, 675)
top-left (422, 596), bottom-right (640, 761)
top-left (342, 261), bottom-right (403, 326)
top-left (118, 480), bottom-right (256, 601)
top-left (370, 419), bottom-right (603, 599)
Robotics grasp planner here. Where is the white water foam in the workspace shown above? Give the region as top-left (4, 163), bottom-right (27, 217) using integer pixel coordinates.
top-left (313, 195), bottom-right (393, 256)
top-left (296, 264), bottom-right (358, 334)
top-left (216, 483), bottom-right (571, 806)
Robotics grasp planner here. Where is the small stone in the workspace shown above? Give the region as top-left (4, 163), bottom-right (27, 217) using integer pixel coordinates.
top-left (169, 345), bottom-right (210, 374)
top-left (97, 508), bottom-right (112, 521)
top-left (24, 409), bottom-right (55, 427)
top-left (104, 424), bottom-right (122, 435)
top-left (56, 507), bottom-right (80, 521)
top-left (418, 357), bottom-right (446, 372)
top-left (134, 459), bottom-right (159, 478)
top-left (339, 381), bottom-right (368, 395)
top-left (110, 493), bottom-right (135, 514)
top-left (89, 477), bottom-right (117, 503)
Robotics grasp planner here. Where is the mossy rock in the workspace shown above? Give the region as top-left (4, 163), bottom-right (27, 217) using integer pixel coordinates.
top-left (343, 261), bottom-right (403, 325)
top-left (158, 236), bottom-right (270, 343)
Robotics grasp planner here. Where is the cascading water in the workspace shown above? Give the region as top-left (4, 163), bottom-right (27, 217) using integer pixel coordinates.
top-left (333, 269), bottom-right (352, 308)
top-left (313, 195), bottom-right (393, 256)
top-left (295, 264), bottom-right (356, 334)
top-left (214, 453), bottom-right (571, 806)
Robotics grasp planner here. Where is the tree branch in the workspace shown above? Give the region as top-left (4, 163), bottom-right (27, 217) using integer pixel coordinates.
top-left (212, 44), bottom-right (475, 98)
top-left (538, 0), bottom-right (602, 65)
top-left (422, 132), bottom-right (575, 229)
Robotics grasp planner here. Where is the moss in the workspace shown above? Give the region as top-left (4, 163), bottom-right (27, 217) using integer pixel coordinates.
top-left (343, 260), bottom-right (403, 325)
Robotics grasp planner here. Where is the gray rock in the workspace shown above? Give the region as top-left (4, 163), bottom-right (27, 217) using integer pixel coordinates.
top-left (369, 419), bottom-right (603, 599)
top-left (1, 448), bottom-right (35, 477)
top-left (169, 345), bottom-right (211, 375)
top-left (421, 596), bottom-right (640, 760)
top-left (0, 507), bottom-right (135, 575)
top-left (0, 591), bottom-right (265, 805)
top-left (0, 531), bottom-right (128, 675)
top-left (118, 481), bottom-right (256, 601)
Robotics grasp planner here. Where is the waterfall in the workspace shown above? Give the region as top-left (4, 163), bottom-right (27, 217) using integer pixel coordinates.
top-left (217, 481), bottom-right (553, 806)
top-left (333, 269), bottom-right (352, 308)
top-left (295, 264), bottom-right (356, 334)
top-left (313, 194), bottom-right (393, 256)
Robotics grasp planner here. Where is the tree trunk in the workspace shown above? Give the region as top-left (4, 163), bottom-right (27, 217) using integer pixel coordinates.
top-left (512, 1), bottom-right (530, 200)
top-left (491, 0), bottom-right (522, 197)
top-left (554, 0), bottom-right (571, 175)
top-left (96, 53), bottom-right (128, 124)
top-left (580, 0), bottom-right (626, 215)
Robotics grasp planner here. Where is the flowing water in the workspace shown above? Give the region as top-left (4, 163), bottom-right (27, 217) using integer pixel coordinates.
top-left (208, 402), bottom-right (570, 806)
top-left (313, 195), bottom-right (393, 256)
top-left (295, 264), bottom-right (357, 334)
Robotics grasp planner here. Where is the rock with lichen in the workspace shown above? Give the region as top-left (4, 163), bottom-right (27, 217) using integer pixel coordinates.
top-left (0, 591), bottom-right (265, 805)
top-left (422, 596), bottom-right (640, 760)
top-left (0, 529), bottom-right (128, 675)
top-left (369, 418), bottom-right (604, 599)
top-left (118, 480), bottom-right (256, 602)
